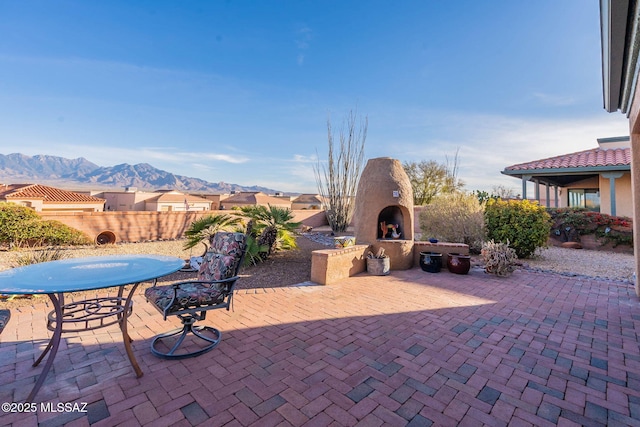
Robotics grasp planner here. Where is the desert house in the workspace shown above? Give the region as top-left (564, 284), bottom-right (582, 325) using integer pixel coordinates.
top-left (0, 183), bottom-right (105, 212)
top-left (96, 188), bottom-right (212, 212)
top-left (219, 191), bottom-right (292, 210)
top-left (502, 136), bottom-right (631, 217)
top-left (291, 194), bottom-right (326, 210)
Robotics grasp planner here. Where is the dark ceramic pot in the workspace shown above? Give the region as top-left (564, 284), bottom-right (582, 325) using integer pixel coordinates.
top-left (419, 252), bottom-right (442, 273)
top-left (447, 253), bottom-right (471, 275)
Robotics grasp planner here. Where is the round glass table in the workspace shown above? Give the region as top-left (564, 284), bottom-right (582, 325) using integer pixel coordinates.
top-left (0, 254), bottom-right (185, 402)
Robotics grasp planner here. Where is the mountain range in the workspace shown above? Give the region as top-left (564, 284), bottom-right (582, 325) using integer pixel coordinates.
top-left (0, 153), bottom-right (279, 194)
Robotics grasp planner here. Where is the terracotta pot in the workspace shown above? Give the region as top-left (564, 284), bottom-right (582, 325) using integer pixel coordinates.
top-left (419, 252), bottom-right (442, 273)
top-left (447, 253), bottom-right (471, 275)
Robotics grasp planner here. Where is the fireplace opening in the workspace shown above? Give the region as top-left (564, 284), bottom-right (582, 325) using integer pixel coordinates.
top-left (377, 206), bottom-right (404, 239)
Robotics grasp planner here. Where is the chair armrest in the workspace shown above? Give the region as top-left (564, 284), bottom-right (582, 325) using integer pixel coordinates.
top-left (161, 276), bottom-right (239, 318)
top-left (169, 275), bottom-right (239, 291)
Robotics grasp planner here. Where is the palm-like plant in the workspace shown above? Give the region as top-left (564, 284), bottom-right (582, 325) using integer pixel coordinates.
top-left (234, 205), bottom-right (301, 254)
top-left (183, 214), bottom-right (243, 251)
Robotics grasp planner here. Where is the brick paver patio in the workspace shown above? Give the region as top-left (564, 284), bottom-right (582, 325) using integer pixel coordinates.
top-left (1, 266), bottom-right (639, 426)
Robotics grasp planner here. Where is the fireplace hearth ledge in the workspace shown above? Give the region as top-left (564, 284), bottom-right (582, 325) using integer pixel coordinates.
top-left (309, 241), bottom-right (471, 285)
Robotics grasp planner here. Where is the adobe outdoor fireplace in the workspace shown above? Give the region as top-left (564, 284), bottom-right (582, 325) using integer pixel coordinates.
top-left (353, 157), bottom-right (415, 269)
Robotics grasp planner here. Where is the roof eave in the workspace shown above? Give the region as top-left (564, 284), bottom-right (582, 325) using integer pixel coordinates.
top-left (601, 0), bottom-right (640, 114)
top-left (502, 164), bottom-right (630, 178)
top-left (601, 0), bottom-right (628, 112)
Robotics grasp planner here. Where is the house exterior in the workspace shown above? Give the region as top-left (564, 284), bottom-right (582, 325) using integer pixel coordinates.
top-left (600, 1), bottom-right (640, 295)
top-left (502, 136), bottom-right (632, 217)
top-left (191, 193), bottom-right (230, 210)
top-left (220, 192), bottom-right (292, 210)
top-left (291, 194), bottom-right (326, 210)
top-left (144, 190), bottom-right (212, 212)
top-left (0, 183), bottom-right (105, 212)
top-left (97, 188), bottom-right (212, 211)
top-left (98, 188), bottom-right (162, 211)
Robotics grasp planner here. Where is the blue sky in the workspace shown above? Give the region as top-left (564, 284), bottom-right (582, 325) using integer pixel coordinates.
top-left (0, 1), bottom-right (630, 194)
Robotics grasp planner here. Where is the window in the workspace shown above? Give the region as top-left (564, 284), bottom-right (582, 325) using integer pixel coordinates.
top-left (568, 189), bottom-right (600, 211)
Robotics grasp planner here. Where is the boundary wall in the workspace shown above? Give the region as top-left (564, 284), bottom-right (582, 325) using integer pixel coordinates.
top-left (39, 210), bottom-right (328, 244)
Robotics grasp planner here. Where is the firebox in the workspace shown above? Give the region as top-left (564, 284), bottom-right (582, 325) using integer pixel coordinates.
top-left (378, 206), bottom-right (404, 239)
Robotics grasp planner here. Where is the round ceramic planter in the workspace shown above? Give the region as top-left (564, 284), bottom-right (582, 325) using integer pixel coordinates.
top-left (419, 251), bottom-right (442, 273)
top-left (447, 253), bottom-right (471, 275)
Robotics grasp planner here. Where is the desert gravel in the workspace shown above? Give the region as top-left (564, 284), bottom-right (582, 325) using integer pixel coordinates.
top-left (521, 245), bottom-right (635, 283)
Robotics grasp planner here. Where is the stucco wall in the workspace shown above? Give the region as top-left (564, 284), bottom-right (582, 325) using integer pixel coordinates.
top-left (39, 209), bottom-right (329, 243)
top-left (531, 175), bottom-right (632, 217)
top-left (599, 173), bottom-right (632, 217)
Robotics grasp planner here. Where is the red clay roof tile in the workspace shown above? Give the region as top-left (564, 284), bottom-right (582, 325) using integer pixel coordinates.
top-left (0, 184), bottom-right (105, 203)
top-left (504, 147), bottom-right (630, 172)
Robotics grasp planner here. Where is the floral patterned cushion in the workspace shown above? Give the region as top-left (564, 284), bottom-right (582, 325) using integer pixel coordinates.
top-left (145, 232), bottom-right (246, 315)
top-left (197, 252), bottom-right (238, 282)
top-left (0, 309), bottom-right (10, 334)
top-left (145, 282), bottom-right (226, 314)
top-left (208, 232), bottom-right (246, 258)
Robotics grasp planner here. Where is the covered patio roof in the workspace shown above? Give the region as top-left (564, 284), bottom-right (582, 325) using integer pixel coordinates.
top-left (502, 144), bottom-right (630, 187)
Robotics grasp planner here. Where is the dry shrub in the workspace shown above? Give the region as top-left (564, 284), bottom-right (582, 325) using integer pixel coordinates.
top-left (12, 247), bottom-right (68, 267)
top-left (418, 193), bottom-right (485, 253)
top-left (481, 240), bottom-right (518, 277)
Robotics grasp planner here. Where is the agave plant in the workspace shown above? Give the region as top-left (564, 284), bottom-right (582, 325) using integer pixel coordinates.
top-left (12, 246), bottom-right (68, 267)
top-left (183, 214), bottom-right (243, 251)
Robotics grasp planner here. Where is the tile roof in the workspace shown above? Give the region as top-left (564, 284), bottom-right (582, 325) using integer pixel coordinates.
top-left (223, 192), bottom-right (291, 205)
top-left (292, 194), bottom-right (324, 204)
top-left (153, 193), bottom-right (211, 203)
top-left (504, 147), bottom-right (630, 172)
top-left (0, 184), bottom-right (105, 203)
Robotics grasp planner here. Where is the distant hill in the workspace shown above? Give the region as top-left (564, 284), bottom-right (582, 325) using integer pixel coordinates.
top-left (0, 153), bottom-right (279, 194)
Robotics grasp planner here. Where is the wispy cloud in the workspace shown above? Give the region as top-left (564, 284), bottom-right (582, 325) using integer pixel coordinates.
top-left (532, 92), bottom-right (577, 106)
top-left (364, 106), bottom-right (629, 192)
top-left (294, 24), bottom-right (312, 66)
top-left (425, 112), bottom-right (630, 191)
top-left (175, 152), bottom-right (249, 164)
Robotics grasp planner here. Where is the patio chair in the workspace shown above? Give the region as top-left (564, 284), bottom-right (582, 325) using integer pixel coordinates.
top-left (0, 309), bottom-right (10, 334)
top-left (145, 231), bottom-right (247, 359)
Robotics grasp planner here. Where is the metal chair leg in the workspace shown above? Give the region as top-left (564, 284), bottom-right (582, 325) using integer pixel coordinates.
top-left (150, 316), bottom-right (221, 359)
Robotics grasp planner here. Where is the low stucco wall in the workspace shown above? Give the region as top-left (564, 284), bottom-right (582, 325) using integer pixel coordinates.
top-left (310, 241), bottom-right (471, 285)
top-left (39, 209), bottom-right (329, 244)
top-left (310, 245), bottom-right (369, 285)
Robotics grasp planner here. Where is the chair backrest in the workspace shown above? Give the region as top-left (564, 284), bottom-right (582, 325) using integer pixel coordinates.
top-left (198, 232), bottom-right (247, 282)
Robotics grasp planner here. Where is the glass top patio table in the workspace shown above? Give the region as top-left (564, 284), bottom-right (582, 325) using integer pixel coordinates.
top-left (0, 254), bottom-right (185, 402)
top-left (0, 254), bottom-right (185, 294)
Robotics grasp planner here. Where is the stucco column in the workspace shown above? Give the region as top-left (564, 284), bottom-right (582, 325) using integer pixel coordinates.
top-left (522, 175), bottom-right (531, 199)
top-left (534, 178), bottom-right (540, 203)
top-left (545, 183), bottom-right (550, 208)
top-left (630, 134), bottom-right (640, 296)
top-left (602, 172), bottom-right (624, 216)
top-left (554, 185), bottom-right (559, 208)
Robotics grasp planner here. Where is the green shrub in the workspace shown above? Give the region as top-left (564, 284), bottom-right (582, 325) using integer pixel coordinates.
top-left (484, 199), bottom-right (551, 258)
top-left (418, 192), bottom-right (485, 253)
top-left (35, 220), bottom-right (92, 246)
top-left (234, 205), bottom-right (301, 254)
top-left (0, 202), bottom-right (41, 246)
top-left (548, 208), bottom-right (633, 247)
top-left (0, 202), bottom-right (91, 247)
top-left (183, 213), bottom-right (243, 250)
